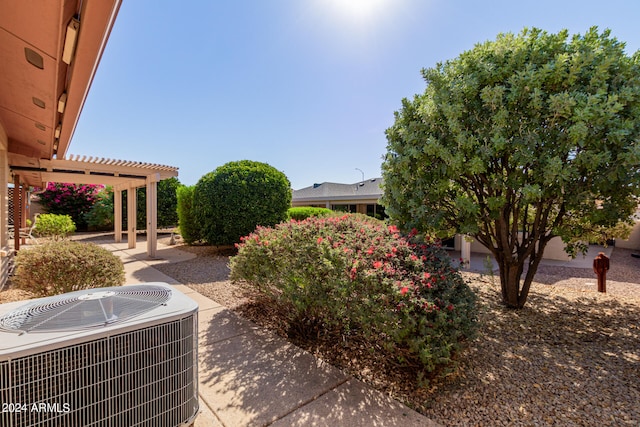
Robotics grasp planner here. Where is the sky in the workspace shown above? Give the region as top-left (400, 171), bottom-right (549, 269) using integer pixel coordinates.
top-left (70, 0), bottom-right (640, 190)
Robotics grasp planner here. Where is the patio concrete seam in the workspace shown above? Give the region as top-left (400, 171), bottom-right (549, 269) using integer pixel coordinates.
top-left (264, 376), bottom-right (352, 426)
top-left (198, 393), bottom-right (228, 427)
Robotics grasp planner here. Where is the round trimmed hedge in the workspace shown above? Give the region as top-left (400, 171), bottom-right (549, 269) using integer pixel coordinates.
top-left (193, 160), bottom-right (291, 246)
top-left (14, 241), bottom-right (125, 297)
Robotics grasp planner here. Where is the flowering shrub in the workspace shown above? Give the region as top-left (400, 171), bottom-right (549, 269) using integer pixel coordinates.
top-left (230, 214), bottom-right (477, 378)
top-left (37, 183), bottom-right (104, 231)
top-left (14, 241), bottom-right (125, 297)
top-left (34, 213), bottom-right (76, 240)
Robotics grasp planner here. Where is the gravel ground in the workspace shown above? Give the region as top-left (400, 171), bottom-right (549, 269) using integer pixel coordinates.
top-left (152, 244), bottom-right (640, 427)
top-left (2, 239), bottom-right (638, 425)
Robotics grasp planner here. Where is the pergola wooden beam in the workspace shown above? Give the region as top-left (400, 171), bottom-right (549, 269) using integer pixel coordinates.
top-left (9, 153), bottom-right (178, 258)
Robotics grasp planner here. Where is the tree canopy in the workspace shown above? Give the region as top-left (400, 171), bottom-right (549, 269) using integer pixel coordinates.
top-left (382, 27), bottom-right (640, 308)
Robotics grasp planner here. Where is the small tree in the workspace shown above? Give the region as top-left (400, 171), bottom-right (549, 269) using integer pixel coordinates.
top-left (193, 160), bottom-right (291, 245)
top-left (382, 27), bottom-right (640, 308)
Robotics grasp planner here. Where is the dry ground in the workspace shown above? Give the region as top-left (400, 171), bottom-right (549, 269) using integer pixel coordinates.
top-left (2, 239), bottom-right (639, 426)
top-left (152, 244), bottom-right (640, 426)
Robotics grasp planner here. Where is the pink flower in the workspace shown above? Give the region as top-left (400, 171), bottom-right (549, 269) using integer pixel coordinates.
top-left (400, 287), bottom-right (409, 295)
top-left (317, 237), bottom-right (323, 244)
top-left (373, 261), bottom-right (383, 269)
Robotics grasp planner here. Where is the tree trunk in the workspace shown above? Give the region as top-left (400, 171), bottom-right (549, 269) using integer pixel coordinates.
top-left (497, 254), bottom-right (525, 308)
top-left (495, 242), bottom-right (548, 309)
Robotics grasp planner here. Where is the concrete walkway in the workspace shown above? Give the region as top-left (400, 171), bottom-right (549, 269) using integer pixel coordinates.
top-left (101, 241), bottom-right (439, 427)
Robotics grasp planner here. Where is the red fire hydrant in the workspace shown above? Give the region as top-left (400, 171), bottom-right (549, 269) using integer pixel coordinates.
top-left (593, 252), bottom-right (610, 293)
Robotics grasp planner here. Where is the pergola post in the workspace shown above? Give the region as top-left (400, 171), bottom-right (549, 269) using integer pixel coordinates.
top-left (461, 235), bottom-right (471, 269)
top-left (20, 185), bottom-right (27, 245)
top-left (146, 173), bottom-right (159, 258)
top-left (114, 187), bottom-right (122, 243)
top-left (127, 185), bottom-right (137, 249)
top-left (0, 150), bottom-right (8, 250)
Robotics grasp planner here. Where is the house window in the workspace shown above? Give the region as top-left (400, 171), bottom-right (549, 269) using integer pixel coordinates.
top-left (365, 204), bottom-right (387, 220)
top-left (441, 237), bottom-right (455, 249)
top-left (332, 204), bottom-right (356, 213)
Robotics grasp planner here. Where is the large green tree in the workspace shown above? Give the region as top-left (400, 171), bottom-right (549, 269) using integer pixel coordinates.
top-left (382, 27), bottom-right (640, 308)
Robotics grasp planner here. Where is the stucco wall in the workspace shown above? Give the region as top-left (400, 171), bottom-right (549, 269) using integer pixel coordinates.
top-left (615, 219), bottom-right (640, 250)
top-left (467, 234), bottom-right (573, 261)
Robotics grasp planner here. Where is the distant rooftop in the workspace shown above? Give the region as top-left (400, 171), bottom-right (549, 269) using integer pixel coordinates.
top-left (292, 178), bottom-right (383, 202)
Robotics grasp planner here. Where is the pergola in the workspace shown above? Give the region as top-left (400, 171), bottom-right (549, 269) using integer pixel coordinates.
top-left (9, 153), bottom-right (178, 258)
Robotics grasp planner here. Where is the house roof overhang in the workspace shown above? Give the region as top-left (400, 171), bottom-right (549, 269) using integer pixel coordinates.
top-left (292, 195), bottom-right (381, 204)
top-left (1, 0), bottom-right (123, 187)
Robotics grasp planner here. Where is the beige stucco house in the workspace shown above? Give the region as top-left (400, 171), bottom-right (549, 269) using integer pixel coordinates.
top-left (292, 178), bottom-right (387, 219)
top-left (293, 177), bottom-right (640, 264)
top-left (0, 1), bottom-right (178, 288)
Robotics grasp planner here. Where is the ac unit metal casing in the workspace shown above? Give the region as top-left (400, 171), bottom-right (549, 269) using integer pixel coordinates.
top-left (0, 283), bottom-right (199, 427)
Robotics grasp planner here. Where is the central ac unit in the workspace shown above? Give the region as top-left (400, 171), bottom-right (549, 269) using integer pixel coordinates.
top-left (0, 282), bottom-right (199, 427)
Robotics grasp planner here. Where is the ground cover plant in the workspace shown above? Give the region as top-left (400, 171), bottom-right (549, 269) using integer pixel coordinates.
top-left (230, 214), bottom-right (478, 380)
top-left (14, 241), bottom-right (125, 297)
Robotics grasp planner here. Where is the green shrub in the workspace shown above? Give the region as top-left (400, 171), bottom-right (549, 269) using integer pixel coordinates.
top-left (230, 214), bottom-right (477, 379)
top-left (129, 177), bottom-right (181, 230)
top-left (193, 160), bottom-right (291, 245)
top-left (34, 214), bottom-right (76, 240)
top-left (287, 206), bottom-right (334, 221)
top-left (176, 185), bottom-right (202, 244)
top-left (84, 187), bottom-right (114, 231)
top-left (14, 241), bottom-right (125, 297)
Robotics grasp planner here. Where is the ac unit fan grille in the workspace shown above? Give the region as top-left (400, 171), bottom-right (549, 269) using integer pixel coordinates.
top-left (0, 315), bottom-right (198, 427)
top-left (0, 285), bottom-right (172, 333)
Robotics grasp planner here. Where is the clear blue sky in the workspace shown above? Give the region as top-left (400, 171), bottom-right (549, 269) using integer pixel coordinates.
top-left (70, 0), bottom-right (640, 189)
